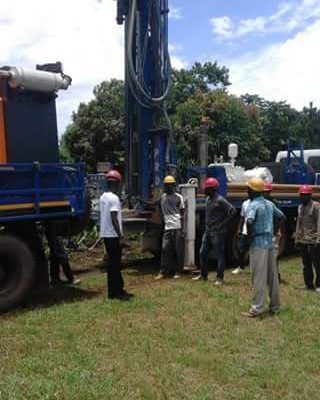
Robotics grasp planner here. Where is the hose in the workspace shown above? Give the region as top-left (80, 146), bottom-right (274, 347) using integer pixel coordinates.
top-left (126, 0), bottom-right (174, 165)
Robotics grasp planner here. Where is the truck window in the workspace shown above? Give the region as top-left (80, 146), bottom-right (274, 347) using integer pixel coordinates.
top-left (308, 156), bottom-right (320, 172)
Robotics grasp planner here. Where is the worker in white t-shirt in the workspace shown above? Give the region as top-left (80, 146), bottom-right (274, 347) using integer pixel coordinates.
top-left (100, 170), bottom-right (133, 300)
top-left (232, 198), bottom-right (251, 274)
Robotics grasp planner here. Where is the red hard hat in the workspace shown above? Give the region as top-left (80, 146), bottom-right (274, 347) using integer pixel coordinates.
top-left (204, 177), bottom-right (220, 189)
top-left (264, 183), bottom-right (273, 192)
top-left (105, 170), bottom-right (122, 182)
top-left (299, 185), bottom-right (312, 195)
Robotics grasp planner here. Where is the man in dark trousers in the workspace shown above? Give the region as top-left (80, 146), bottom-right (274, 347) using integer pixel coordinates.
top-left (100, 170), bottom-right (132, 300)
top-left (295, 185), bottom-right (320, 292)
top-left (155, 175), bottom-right (185, 280)
top-left (46, 223), bottom-right (80, 286)
top-left (232, 197), bottom-right (250, 274)
top-left (193, 177), bottom-right (235, 285)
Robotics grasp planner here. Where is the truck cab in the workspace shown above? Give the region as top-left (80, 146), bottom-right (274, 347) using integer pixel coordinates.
top-left (0, 64), bottom-right (88, 311)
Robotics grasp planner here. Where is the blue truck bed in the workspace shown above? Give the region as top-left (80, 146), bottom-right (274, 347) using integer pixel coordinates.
top-left (0, 163), bottom-right (85, 222)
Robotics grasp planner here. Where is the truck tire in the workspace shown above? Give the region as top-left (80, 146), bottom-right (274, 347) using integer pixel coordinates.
top-left (0, 234), bottom-right (36, 312)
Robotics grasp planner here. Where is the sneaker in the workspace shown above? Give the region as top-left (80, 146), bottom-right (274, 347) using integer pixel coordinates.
top-left (215, 279), bottom-right (224, 286)
top-left (242, 310), bottom-right (261, 318)
top-left (192, 274), bottom-right (207, 281)
top-left (154, 273), bottom-right (165, 280)
top-left (232, 267), bottom-right (243, 275)
top-left (299, 285), bottom-right (315, 291)
top-left (316, 288), bottom-right (320, 293)
top-left (173, 274), bottom-right (181, 279)
top-left (70, 278), bottom-right (81, 285)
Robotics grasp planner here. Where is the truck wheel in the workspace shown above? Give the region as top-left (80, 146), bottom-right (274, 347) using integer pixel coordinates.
top-left (0, 234), bottom-right (36, 312)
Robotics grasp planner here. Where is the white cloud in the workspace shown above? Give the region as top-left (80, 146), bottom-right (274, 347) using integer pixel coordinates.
top-left (211, 0), bottom-right (320, 39)
top-left (229, 20), bottom-right (320, 110)
top-left (169, 7), bottom-right (183, 20)
top-left (0, 0), bottom-right (124, 134)
top-left (169, 43), bottom-right (188, 69)
top-left (210, 16), bottom-right (233, 38)
top-left (171, 55), bottom-right (188, 70)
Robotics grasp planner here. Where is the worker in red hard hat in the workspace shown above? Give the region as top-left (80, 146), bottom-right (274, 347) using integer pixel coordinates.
top-left (105, 169), bottom-right (122, 182)
top-left (295, 185), bottom-right (320, 291)
top-left (99, 170), bottom-right (133, 300)
top-left (263, 182), bottom-right (273, 196)
top-left (193, 176), bottom-right (235, 285)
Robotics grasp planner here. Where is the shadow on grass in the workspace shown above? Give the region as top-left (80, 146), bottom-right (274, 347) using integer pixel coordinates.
top-left (94, 256), bottom-right (161, 276)
top-left (17, 285), bottom-right (102, 314)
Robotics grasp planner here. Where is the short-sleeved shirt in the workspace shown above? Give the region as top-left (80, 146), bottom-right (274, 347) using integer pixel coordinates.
top-left (99, 192), bottom-right (123, 238)
top-left (295, 200), bottom-right (320, 244)
top-left (240, 199), bottom-right (251, 235)
top-left (246, 196), bottom-right (284, 249)
top-left (205, 194), bottom-right (234, 233)
top-left (160, 192), bottom-right (184, 231)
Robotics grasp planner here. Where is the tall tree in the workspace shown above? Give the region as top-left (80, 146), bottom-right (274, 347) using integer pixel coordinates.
top-left (174, 90), bottom-right (269, 176)
top-left (241, 94), bottom-right (303, 158)
top-left (169, 61), bottom-right (230, 113)
top-left (62, 79), bottom-right (125, 172)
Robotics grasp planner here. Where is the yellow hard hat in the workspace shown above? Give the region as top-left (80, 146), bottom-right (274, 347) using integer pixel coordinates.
top-left (164, 175), bottom-right (176, 184)
top-left (247, 177), bottom-right (264, 192)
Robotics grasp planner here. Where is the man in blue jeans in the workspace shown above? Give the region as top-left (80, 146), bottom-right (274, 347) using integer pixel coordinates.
top-left (193, 177), bottom-right (235, 285)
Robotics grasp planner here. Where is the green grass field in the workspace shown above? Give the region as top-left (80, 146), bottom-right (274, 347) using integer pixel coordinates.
top-left (1, 256), bottom-right (320, 400)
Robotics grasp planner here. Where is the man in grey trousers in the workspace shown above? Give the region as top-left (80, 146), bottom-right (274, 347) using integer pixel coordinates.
top-left (244, 177), bottom-right (286, 317)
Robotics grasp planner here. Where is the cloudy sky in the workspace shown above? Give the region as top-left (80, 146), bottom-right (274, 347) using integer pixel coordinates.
top-left (1, 0), bottom-right (320, 134)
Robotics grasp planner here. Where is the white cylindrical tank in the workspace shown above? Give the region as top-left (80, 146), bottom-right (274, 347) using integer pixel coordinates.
top-left (245, 167), bottom-right (273, 183)
top-left (5, 67), bottom-right (71, 93)
top-left (180, 181), bottom-right (197, 270)
top-left (228, 143), bottom-right (238, 159)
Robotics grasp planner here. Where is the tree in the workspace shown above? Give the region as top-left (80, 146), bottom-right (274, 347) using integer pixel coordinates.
top-left (169, 61), bottom-right (230, 113)
top-left (174, 90), bottom-right (269, 175)
top-left (62, 79), bottom-right (125, 172)
top-left (241, 94), bottom-right (303, 158)
top-left (300, 102), bottom-right (320, 148)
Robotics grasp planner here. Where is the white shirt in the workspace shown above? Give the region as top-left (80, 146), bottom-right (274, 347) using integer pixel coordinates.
top-left (240, 199), bottom-right (251, 235)
top-left (99, 192), bottom-right (123, 238)
top-left (160, 192), bottom-right (185, 230)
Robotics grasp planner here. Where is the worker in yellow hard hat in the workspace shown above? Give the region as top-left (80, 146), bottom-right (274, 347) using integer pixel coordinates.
top-left (247, 177), bottom-right (265, 193)
top-left (243, 177), bottom-right (285, 317)
top-left (163, 175), bottom-right (176, 185)
top-left (155, 175), bottom-right (185, 280)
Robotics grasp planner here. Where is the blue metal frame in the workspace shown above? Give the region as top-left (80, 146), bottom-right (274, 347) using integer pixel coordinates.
top-left (0, 163), bottom-right (86, 222)
top-left (284, 143), bottom-right (315, 185)
top-left (118, 0), bottom-right (173, 200)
